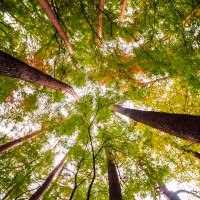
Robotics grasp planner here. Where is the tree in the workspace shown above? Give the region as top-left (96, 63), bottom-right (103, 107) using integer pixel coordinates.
top-left (0, 0), bottom-right (200, 199)
top-left (37, 0), bottom-right (73, 54)
top-left (114, 105), bottom-right (200, 144)
top-left (0, 50), bottom-right (79, 100)
top-left (106, 149), bottom-right (122, 200)
top-left (159, 184), bottom-right (181, 200)
top-left (0, 129), bottom-right (47, 154)
top-left (29, 155), bottom-right (66, 200)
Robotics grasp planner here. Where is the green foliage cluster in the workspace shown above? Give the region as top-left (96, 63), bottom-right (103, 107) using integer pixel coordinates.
top-left (0, 0), bottom-right (200, 199)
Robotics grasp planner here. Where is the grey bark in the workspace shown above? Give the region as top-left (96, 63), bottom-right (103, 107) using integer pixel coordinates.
top-left (114, 105), bottom-right (200, 144)
top-left (0, 50), bottom-right (79, 100)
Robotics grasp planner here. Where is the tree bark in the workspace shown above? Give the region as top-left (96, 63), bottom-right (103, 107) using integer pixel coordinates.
top-left (181, 147), bottom-right (200, 160)
top-left (136, 76), bottom-right (170, 88)
top-left (29, 155), bottom-right (66, 200)
top-left (107, 150), bottom-right (122, 200)
top-left (37, 0), bottom-right (73, 54)
top-left (114, 105), bottom-right (200, 144)
top-left (119, 0), bottom-right (127, 26)
top-left (0, 130), bottom-right (46, 154)
top-left (0, 50), bottom-right (79, 100)
top-left (182, 2), bottom-right (200, 26)
top-left (98, 0), bottom-right (104, 40)
top-left (159, 184), bottom-right (181, 200)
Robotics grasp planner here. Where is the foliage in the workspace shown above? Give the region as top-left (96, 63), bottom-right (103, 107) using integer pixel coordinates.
top-left (0, 0), bottom-right (200, 199)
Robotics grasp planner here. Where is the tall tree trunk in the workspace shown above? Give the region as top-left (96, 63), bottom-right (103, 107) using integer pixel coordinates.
top-left (114, 105), bottom-right (200, 144)
top-left (182, 2), bottom-right (200, 26)
top-left (119, 0), bottom-right (127, 26)
top-left (29, 155), bottom-right (66, 200)
top-left (136, 76), bottom-right (170, 88)
top-left (159, 184), bottom-right (181, 200)
top-left (175, 143), bottom-right (200, 160)
top-left (37, 0), bottom-right (73, 54)
top-left (106, 149), bottom-right (122, 200)
top-left (185, 149), bottom-right (200, 160)
top-left (0, 130), bottom-right (46, 154)
top-left (0, 50), bottom-right (79, 100)
top-left (98, 0), bottom-right (104, 40)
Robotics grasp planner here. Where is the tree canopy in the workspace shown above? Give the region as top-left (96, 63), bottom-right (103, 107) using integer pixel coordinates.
top-left (0, 0), bottom-right (200, 199)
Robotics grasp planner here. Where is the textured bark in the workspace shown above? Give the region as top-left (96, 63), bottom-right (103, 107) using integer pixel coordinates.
top-left (37, 0), bottom-right (73, 54)
top-left (29, 155), bottom-right (66, 200)
top-left (114, 105), bottom-right (200, 144)
top-left (98, 0), bottom-right (104, 39)
top-left (0, 50), bottom-right (79, 100)
top-left (119, 0), bottom-right (127, 26)
top-left (107, 150), bottom-right (122, 200)
top-left (159, 184), bottom-right (181, 200)
top-left (0, 130), bottom-right (46, 154)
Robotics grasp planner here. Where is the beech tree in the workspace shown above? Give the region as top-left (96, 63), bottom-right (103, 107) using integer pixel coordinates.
top-left (114, 105), bottom-right (200, 144)
top-left (0, 0), bottom-right (200, 199)
top-left (37, 0), bottom-right (73, 54)
top-left (159, 184), bottom-right (181, 200)
top-left (0, 129), bottom-right (47, 154)
top-left (29, 155), bottom-right (66, 200)
top-left (106, 149), bottom-right (122, 200)
top-left (0, 50), bottom-right (79, 100)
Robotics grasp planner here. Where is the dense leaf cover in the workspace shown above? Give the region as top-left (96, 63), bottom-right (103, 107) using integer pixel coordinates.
top-left (0, 0), bottom-right (200, 199)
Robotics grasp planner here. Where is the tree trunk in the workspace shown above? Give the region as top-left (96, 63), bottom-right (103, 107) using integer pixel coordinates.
top-left (37, 0), bottom-right (73, 54)
top-left (29, 155), bottom-right (66, 200)
top-left (119, 0), bottom-right (127, 26)
top-left (188, 149), bottom-right (200, 160)
top-left (181, 147), bottom-right (200, 160)
top-left (0, 50), bottom-right (79, 100)
top-left (0, 130), bottom-right (46, 154)
top-left (114, 105), bottom-right (200, 144)
top-left (159, 184), bottom-right (181, 200)
top-left (107, 150), bottom-right (122, 200)
top-left (182, 2), bottom-right (200, 26)
top-left (98, 0), bottom-right (104, 40)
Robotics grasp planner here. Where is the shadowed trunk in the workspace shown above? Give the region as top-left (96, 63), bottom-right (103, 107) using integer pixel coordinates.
top-left (37, 0), bottom-right (73, 54)
top-left (159, 184), bottom-right (181, 200)
top-left (186, 149), bottom-right (200, 160)
top-left (114, 105), bottom-right (200, 144)
top-left (29, 155), bottom-right (66, 200)
top-left (171, 141), bottom-right (200, 160)
top-left (0, 50), bottom-right (79, 100)
top-left (0, 130), bottom-right (46, 154)
top-left (107, 150), bottom-right (122, 200)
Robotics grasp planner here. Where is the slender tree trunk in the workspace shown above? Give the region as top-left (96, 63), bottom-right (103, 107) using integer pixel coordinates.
top-left (119, 0), bottom-right (127, 26)
top-left (106, 150), bottom-right (122, 200)
top-left (182, 3), bottom-right (200, 26)
top-left (0, 130), bottom-right (46, 154)
top-left (0, 50), bottom-right (79, 100)
top-left (114, 105), bottom-right (200, 144)
top-left (37, 0), bottom-right (73, 54)
top-left (136, 76), bottom-right (170, 88)
top-left (29, 155), bottom-right (66, 200)
top-left (159, 184), bottom-right (181, 200)
top-left (98, 0), bottom-right (104, 40)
